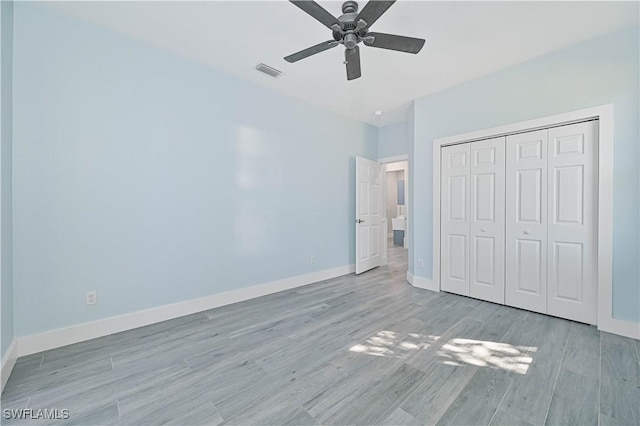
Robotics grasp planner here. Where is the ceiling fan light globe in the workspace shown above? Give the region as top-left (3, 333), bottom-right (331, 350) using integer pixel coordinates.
top-left (344, 33), bottom-right (358, 49)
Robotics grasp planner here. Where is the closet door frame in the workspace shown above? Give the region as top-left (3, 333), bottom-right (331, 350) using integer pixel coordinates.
top-left (430, 104), bottom-right (632, 338)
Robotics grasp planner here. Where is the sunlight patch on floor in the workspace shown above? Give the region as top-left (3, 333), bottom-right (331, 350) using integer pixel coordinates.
top-left (350, 331), bottom-right (537, 374)
top-left (438, 338), bottom-right (536, 374)
top-left (349, 330), bottom-right (438, 358)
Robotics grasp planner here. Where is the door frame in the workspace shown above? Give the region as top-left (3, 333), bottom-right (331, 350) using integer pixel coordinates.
top-left (432, 104), bottom-right (637, 339)
top-left (378, 155), bottom-right (410, 252)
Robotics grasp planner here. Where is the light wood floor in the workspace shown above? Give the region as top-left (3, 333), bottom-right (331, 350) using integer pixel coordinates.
top-left (2, 242), bottom-right (639, 425)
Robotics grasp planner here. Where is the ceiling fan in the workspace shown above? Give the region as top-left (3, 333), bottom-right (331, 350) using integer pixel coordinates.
top-left (284, 0), bottom-right (425, 81)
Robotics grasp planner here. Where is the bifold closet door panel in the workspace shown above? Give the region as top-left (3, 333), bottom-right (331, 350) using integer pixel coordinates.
top-left (547, 121), bottom-right (598, 324)
top-left (441, 143), bottom-right (471, 296)
top-left (469, 137), bottom-right (506, 304)
top-left (505, 129), bottom-right (548, 314)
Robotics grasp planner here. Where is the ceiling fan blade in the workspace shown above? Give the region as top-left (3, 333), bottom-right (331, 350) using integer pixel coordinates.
top-left (284, 40), bottom-right (339, 63)
top-left (290, 0), bottom-right (341, 30)
top-left (364, 32), bottom-right (425, 54)
top-left (356, 0), bottom-right (396, 28)
top-left (345, 46), bottom-right (362, 81)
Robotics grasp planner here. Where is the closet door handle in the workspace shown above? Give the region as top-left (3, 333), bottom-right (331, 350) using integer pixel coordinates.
top-left (523, 230), bottom-right (531, 235)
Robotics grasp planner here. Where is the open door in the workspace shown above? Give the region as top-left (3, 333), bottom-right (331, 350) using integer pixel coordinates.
top-left (356, 156), bottom-right (387, 274)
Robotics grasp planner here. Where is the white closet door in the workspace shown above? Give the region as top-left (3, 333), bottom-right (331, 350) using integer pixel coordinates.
top-left (469, 137), bottom-right (506, 304)
top-left (506, 130), bottom-right (548, 313)
top-left (441, 143), bottom-right (470, 296)
top-left (547, 121), bottom-right (598, 324)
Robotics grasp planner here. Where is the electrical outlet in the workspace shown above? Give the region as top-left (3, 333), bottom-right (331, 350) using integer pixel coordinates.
top-left (86, 291), bottom-right (97, 306)
top-left (310, 256), bottom-right (316, 264)
top-left (418, 258), bottom-right (424, 268)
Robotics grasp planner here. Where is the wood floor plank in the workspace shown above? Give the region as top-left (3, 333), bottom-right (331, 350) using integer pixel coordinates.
top-left (322, 363), bottom-right (426, 425)
top-left (545, 369), bottom-right (599, 425)
top-left (2, 358), bottom-right (113, 402)
top-left (60, 401), bottom-right (120, 426)
top-left (561, 322), bottom-right (600, 379)
top-left (232, 404), bottom-right (319, 426)
top-left (465, 301), bottom-right (502, 323)
top-left (382, 408), bottom-right (419, 426)
top-left (166, 402), bottom-right (224, 426)
top-left (223, 363), bottom-right (341, 424)
top-left (489, 410), bottom-right (532, 426)
top-left (497, 316), bottom-right (571, 425)
top-left (401, 359), bottom-right (477, 425)
top-left (212, 364), bottom-right (301, 421)
top-left (25, 363), bottom-right (193, 420)
top-left (302, 351), bottom-right (409, 422)
top-left (435, 368), bottom-right (513, 426)
top-left (601, 331), bottom-right (640, 387)
top-left (599, 382), bottom-right (640, 426)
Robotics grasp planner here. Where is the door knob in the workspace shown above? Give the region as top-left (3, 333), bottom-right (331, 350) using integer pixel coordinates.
top-left (524, 230), bottom-right (531, 235)
top-left (481, 228), bottom-right (487, 232)
top-left (356, 219), bottom-right (365, 223)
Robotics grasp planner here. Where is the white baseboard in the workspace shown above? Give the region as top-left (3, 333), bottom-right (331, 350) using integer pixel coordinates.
top-left (411, 274), bottom-right (439, 292)
top-left (16, 264), bottom-right (355, 357)
top-left (598, 317), bottom-right (640, 340)
top-left (407, 272), bottom-right (440, 292)
top-left (406, 271), bottom-right (413, 285)
top-left (1, 340), bottom-right (18, 392)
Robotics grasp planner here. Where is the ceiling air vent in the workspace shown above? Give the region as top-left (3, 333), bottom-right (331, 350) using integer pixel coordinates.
top-left (255, 63), bottom-right (283, 78)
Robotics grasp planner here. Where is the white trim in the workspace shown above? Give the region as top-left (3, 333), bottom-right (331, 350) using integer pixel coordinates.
top-left (407, 271), bottom-right (439, 292)
top-left (412, 275), bottom-right (439, 292)
top-left (381, 163), bottom-right (388, 267)
top-left (594, 106), bottom-right (618, 335)
top-left (16, 264), bottom-right (355, 357)
top-left (598, 317), bottom-right (640, 340)
top-left (378, 154), bottom-right (409, 163)
top-left (1, 340), bottom-right (18, 392)
top-left (432, 104), bottom-right (637, 339)
top-left (435, 106), bottom-right (607, 146)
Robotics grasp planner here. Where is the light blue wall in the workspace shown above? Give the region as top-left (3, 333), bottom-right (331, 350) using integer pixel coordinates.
top-left (377, 121), bottom-right (408, 160)
top-left (12, 3), bottom-right (377, 336)
top-left (411, 25), bottom-right (640, 323)
top-left (1, 1), bottom-right (14, 358)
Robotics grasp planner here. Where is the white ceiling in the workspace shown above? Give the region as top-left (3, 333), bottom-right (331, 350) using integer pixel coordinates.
top-left (45, 1), bottom-right (639, 126)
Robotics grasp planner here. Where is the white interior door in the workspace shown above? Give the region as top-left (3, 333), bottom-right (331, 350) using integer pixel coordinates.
top-left (441, 143), bottom-right (470, 296)
top-left (547, 121), bottom-right (598, 324)
top-left (469, 137), bottom-right (506, 304)
top-left (506, 129), bottom-right (548, 313)
top-left (355, 157), bottom-right (386, 275)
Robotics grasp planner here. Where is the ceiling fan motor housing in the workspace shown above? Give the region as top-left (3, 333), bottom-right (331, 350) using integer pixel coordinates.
top-left (334, 2), bottom-right (367, 46)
